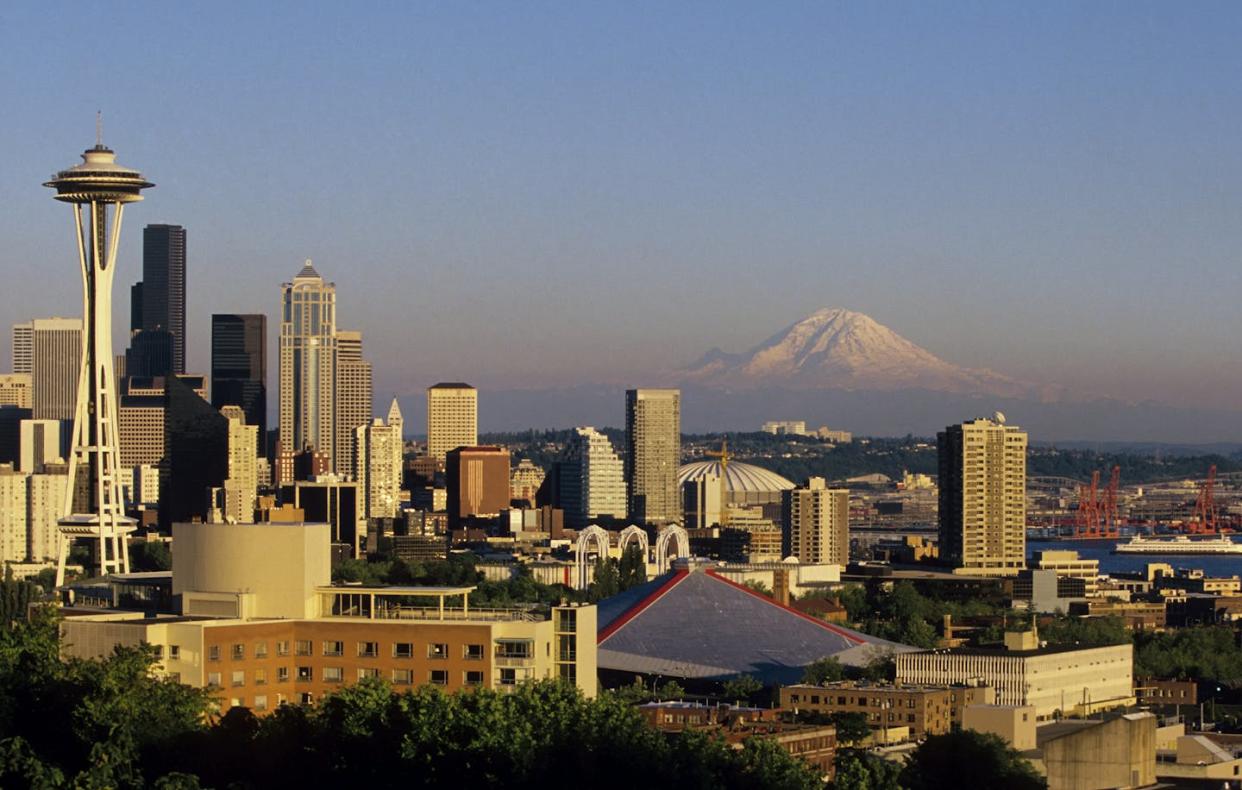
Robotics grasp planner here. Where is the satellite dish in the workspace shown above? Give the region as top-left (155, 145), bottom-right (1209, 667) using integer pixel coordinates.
top-left (993, 411), bottom-right (1006, 424)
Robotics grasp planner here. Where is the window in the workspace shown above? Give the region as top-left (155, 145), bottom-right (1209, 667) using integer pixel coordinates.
top-left (232, 643), bottom-right (245, 660)
top-left (208, 646), bottom-right (220, 662)
top-left (393, 642), bottom-right (414, 659)
top-left (494, 640), bottom-right (532, 659)
top-left (557, 609), bottom-right (577, 633)
top-left (295, 640), bottom-right (313, 657)
top-left (323, 641), bottom-right (344, 657)
top-left (358, 668), bottom-right (380, 680)
top-left (392, 669), bottom-right (413, 685)
top-left (169, 645), bottom-right (181, 660)
top-left (357, 641), bottom-right (379, 658)
top-left (231, 697), bottom-right (243, 708)
top-left (276, 694), bottom-right (287, 707)
top-left (297, 666), bottom-right (313, 682)
top-left (558, 664), bottom-right (576, 685)
top-left (557, 635), bottom-right (575, 662)
top-left (277, 667), bottom-right (290, 683)
top-left (276, 641), bottom-right (290, 657)
top-left (207, 672), bottom-right (222, 688)
top-left (430, 670), bottom-right (448, 686)
top-left (254, 641), bottom-right (268, 658)
top-left (463, 644), bottom-right (484, 661)
top-left (323, 667), bottom-right (344, 683)
top-left (253, 695), bottom-right (268, 712)
top-left (254, 668), bottom-right (267, 686)
top-left (428, 643), bottom-right (448, 660)
top-left (500, 668), bottom-right (516, 686)
top-left (464, 671), bottom-right (484, 686)
top-left (153, 645), bottom-right (164, 660)
top-left (300, 693), bottom-right (314, 704)
top-left (231, 670), bottom-right (245, 687)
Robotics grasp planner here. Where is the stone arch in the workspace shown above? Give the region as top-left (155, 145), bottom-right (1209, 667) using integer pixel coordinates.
top-left (617, 525), bottom-right (649, 563)
top-left (575, 525), bottom-right (611, 591)
top-left (655, 524), bottom-right (690, 574)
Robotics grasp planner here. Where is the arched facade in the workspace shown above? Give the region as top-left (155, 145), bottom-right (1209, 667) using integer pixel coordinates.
top-left (654, 524), bottom-right (689, 574)
top-left (617, 525), bottom-right (649, 563)
top-left (575, 525), bottom-right (611, 591)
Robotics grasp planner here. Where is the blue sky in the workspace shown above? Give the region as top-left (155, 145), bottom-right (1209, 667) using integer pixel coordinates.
top-left (2, 2), bottom-right (1241, 410)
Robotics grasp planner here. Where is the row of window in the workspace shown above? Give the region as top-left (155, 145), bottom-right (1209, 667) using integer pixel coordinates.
top-left (789, 693), bottom-right (923, 709)
top-left (207, 641), bottom-right (487, 661)
top-left (207, 667), bottom-right (490, 687)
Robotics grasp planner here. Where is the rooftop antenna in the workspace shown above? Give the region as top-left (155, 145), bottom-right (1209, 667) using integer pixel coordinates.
top-left (95, 111), bottom-right (103, 147)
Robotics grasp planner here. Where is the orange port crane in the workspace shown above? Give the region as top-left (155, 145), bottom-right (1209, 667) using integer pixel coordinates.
top-left (1185, 465), bottom-right (1219, 535)
top-left (1073, 466), bottom-right (1120, 539)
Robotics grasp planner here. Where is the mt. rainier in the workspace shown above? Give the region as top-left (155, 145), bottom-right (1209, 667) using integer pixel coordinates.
top-left (683, 308), bottom-right (1043, 398)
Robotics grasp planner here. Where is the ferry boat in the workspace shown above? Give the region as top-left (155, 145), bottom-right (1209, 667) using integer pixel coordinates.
top-left (1113, 534), bottom-right (1242, 555)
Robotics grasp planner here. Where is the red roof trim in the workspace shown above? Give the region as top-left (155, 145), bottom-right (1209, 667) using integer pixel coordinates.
top-left (703, 568), bottom-right (866, 645)
top-left (598, 569), bottom-right (690, 644)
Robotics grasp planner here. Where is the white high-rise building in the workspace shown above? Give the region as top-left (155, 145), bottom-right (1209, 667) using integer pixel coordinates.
top-left (426, 383), bottom-right (477, 461)
top-left (221, 405), bottom-right (258, 524)
top-left (561, 427), bottom-right (626, 528)
top-left (334, 330), bottom-right (372, 477)
top-left (30, 318), bottom-right (82, 421)
top-left (279, 261), bottom-right (337, 462)
top-left (11, 323), bottom-right (32, 375)
top-left (0, 466), bottom-right (28, 564)
top-left (19, 419), bottom-right (61, 473)
top-left (27, 469), bottom-right (69, 562)
top-left (782, 477), bottom-right (849, 565)
top-left (355, 398), bottom-right (404, 519)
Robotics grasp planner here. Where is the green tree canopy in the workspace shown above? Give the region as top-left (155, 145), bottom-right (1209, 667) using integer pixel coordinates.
top-left (900, 730), bottom-right (1045, 790)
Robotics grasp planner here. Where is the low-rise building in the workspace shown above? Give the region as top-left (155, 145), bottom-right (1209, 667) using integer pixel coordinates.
top-left (1135, 678), bottom-right (1197, 707)
top-left (1066, 600), bottom-right (1165, 631)
top-left (961, 704), bottom-right (1036, 751)
top-left (780, 682), bottom-right (956, 740)
top-left (1037, 712), bottom-right (1156, 790)
top-left (1031, 550), bottom-right (1099, 597)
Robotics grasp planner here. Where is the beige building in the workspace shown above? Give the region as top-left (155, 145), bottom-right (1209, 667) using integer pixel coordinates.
top-left (1032, 550), bottom-right (1100, 597)
top-left (895, 631), bottom-right (1134, 721)
top-left (19, 419), bottom-right (61, 473)
top-left (354, 398), bottom-right (404, 519)
top-left (509, 458), bottom-right (545, 507)
top-left (11, 322), bottom-right (32, 375)
top-left (26, 466), bottom-right (68, 561)
top-left (781, 681), bottom-right (986, 740)
top-left (561, 426), bottom-right (627, 528)
top-left (61, 522), bottom-right (597, 714)
top-left (218, 406), bottom-right (259, 524)
top-left (782, 477), bottom-right (849, 565)
top-left (426, 383), bottom-right (477, 461)
top-left (938, 416), bottom-right (1027, 576)
top-left (1039, 712), bottom-right (1156, 790)
top-left (961, 704), bottom-right (1037, 751)
top-left (0, 466), bottom-right (28, 564)
top-left (333, 330), bottom-right (372, 476)
top-left (30, 317), bottom-right (82, 421)
top-left (279, 261), bottom-right (337, 463)
top-left (0, 373), bottom-right (31, 408)
top-left (625, 389), bottom-right (681, 526)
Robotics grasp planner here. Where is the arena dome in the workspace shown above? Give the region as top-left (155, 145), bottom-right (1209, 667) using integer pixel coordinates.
top-left (678, 460), bottom-right (796, 506)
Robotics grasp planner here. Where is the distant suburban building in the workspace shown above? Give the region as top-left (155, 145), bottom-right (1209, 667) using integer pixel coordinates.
top-left (426, 383), bottom-right (477, 461)
top-left (625, 389), bottom-right (681, 526)
top-left (762, 420), bottom-right (807, 435)
top-left (938, 415), bottom-right (1027, 576)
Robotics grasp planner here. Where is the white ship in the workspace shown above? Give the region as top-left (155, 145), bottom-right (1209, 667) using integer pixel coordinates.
top-left (1113, 534), bottom-right (1242, 555)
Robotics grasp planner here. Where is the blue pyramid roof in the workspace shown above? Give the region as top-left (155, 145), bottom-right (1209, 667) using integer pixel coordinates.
top-left (597, 566), bottom-right (915, 685)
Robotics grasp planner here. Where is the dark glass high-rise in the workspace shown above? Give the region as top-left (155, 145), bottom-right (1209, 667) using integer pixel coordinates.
top-left (211, 314), bottom-right (267, 446)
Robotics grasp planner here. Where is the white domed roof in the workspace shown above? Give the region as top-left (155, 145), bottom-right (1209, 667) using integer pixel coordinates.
top-left (678, 460), bottom-right (795, 494)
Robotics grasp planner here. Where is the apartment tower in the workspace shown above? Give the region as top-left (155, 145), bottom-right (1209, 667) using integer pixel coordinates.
top-left (426, 383), bottom-right (477, 461)
top-left (781, 477), bottom-right (849, 565)
top-left (279, 261), bottom-right (337, 462)
top-left (938, 415), bottom-right (1028, 576)
top-left (560, 427), bottom-right (627, 528)
top-left (355, 398), bottom-right (404, 519)
top-left (624, 389), bottom-right (681, 526)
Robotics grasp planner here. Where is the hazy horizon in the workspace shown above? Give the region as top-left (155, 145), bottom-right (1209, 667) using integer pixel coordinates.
top-left (4, 3), bottom-right (1242, 434)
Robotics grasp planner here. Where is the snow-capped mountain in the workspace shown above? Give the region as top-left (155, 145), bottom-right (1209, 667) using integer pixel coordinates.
top-left (683, 308), bottom-right (1040, 397)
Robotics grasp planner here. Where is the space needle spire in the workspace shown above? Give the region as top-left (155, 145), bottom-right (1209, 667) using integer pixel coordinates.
top-left (44, 132), bottom-right (153, 585)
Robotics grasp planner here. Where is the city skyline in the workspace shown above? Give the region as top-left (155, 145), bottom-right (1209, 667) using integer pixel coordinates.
top-left (3, 4), bottom-right (1242, 434)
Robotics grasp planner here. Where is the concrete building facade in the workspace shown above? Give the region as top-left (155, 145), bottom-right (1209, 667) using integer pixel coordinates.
top-left (426, 383), bottom-right (477, 461)
top-left (782, 477), bottom-right (849, 565)
top-left (446, 446), bottom-right (510, 529)
top-left (625, 389), bottom-right (681, 526)
top-left (560, 426), bottom-right (626, 528)
top-left (31, 318), bottom-right (82, 421)
top-left (355, 398), bottom-right (404, 519)
top-left (333, 330), bottom-right (372, 477)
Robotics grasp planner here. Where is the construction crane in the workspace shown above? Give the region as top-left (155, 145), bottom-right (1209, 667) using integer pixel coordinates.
top-left (1073, 466), bottom-right (1121, 539)
top-left (1186, 465), bottom-right (1219, 535)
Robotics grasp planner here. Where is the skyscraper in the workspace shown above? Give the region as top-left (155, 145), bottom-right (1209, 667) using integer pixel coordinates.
top-left (0, 375), bottom-right (31, 409)
top-left (218, 405), bottom-right (258, 524)
top-left (426, 383), bottom-right (477, 461)
top-left (938, 415), bottom-right (1028, 576)
top-left (781, 477), bottom-right (849, 565)
top-left (211, 314), bottom-right (267, 443)
top-left (0, 467), bottom-right (27, 565)
top-left (30, 318), bottom-right (82, 421)
top-left (279, 261), bottom-right (337, 462)
top-left (355, 398), bottom-right (404, 519)
top-left (11, 323), bottom-right (31, 374)
top-left (559, 427), bottom-right (626, 528)
top-left (334, 330), bottom-right (372, 476)
top-left (140, 224), bottom-right (187, 375)
top-left (445, 446), bottom-right (509, 529)
top-left (161, 375), bottom-right (228, 529)
top-left (625, 389), bottom-right (681, 526)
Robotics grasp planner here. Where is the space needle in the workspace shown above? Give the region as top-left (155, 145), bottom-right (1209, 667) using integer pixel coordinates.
top-left (45, 125), bottom-right (153, 585)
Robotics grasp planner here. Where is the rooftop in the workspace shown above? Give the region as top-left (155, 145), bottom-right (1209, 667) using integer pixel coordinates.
top-left (429, 382), bottom-right (475, 390)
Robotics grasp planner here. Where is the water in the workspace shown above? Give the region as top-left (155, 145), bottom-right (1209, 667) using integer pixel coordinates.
top-left (1032, 537), bottom-right (1242, 577)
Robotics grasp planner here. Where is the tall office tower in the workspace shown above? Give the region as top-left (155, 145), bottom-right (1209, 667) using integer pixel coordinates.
top-left (0, 374), bottom-right (31, 409)
top-left (118, 375), bottom-right (208, 469)
top-left (0, 466), bottom-right (28, 564)
top-left (211, 314), bottom-right (267, 443)
top-left (938, 415), bottom-right (1028, 576)
top-left (560, 427), bottom-right (626, 528)
top-left (129, 283), bottom-right (143, 337)
top-left (334, 330), bottom-right (372, 476)
top-left (625, 389), bottom-right (682, 526)
top-left (219, 405), bottom-right (258, 523)
top-left (781, 477), bottom-right (849, 565)
top-left (161, 375), bottom-right (228, 529)
top-left (45, 139), bottom-right (152, 584)
top-left (426, 383), bottom-right (477, 461)
top-left (31, 318), bottom-right (82, 421)
top-left (20, 419), bottom-right (61, 473)
top-left (11, 323), bottom-right (32, 374)
top-left (27, 464), bottom-right (69, 561)
top-left (140, 224), bottom-right (187, 374)
top-left (354, 398), bottom-right (404, 519)
top-left (445, 446), bottom-right (510, 529)
top-left (279, 260), bottom-right (337, 463)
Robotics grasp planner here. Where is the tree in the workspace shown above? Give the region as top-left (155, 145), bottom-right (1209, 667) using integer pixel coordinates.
top-left (829, 712), bottom-right (871, 746)
top-left (589, 557), bottom-right (620, 601)
top-left (618, 543), bottom-right (647, 591)
top-left (900, 730), bottom-right (1045, 790)
top-left (0, 568), bottom-right (39, 627)
top-left (802, 656), bottom-right (846, 685)
top-left (721, 674), bottom-right (764, 704)
top-left (833, 748), bottom-right (902, 790)
top-left (129, 541), bottom-right (172, 572)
